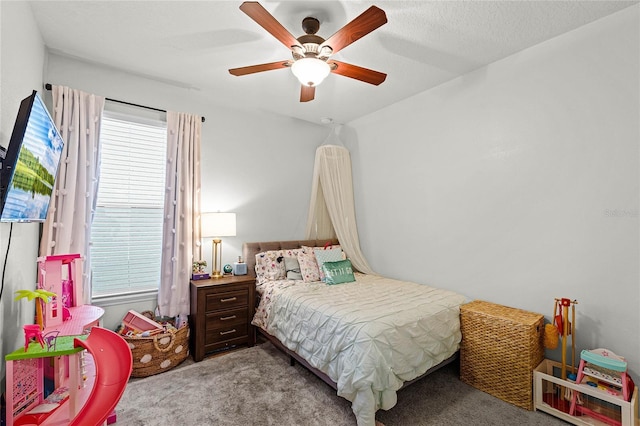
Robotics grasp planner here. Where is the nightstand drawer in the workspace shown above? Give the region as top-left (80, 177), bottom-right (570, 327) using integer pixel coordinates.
top-left (205, 323), bottom-right (248, 345)
top-left (205, 289), bottom-right (248, 312)
top-left (205, 307), bottom-right (248, 329)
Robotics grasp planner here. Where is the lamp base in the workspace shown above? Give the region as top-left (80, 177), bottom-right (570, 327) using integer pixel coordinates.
top-left (211, 238), bottom-right (224, 279)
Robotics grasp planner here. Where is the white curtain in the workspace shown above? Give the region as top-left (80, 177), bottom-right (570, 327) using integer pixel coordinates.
top-left (40, 85), bottom-right (105, 304)
top-left (157, 111), bottom-right (202, 318)
top-left (305, 144), bottom-right (375, 275)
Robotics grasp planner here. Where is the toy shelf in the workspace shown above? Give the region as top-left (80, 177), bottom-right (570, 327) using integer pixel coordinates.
top-left (534, 359), bottom-right (638, 426)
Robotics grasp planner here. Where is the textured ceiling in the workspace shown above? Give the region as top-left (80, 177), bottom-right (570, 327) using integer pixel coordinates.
top-left (28, 1), bottom-right (638, 125)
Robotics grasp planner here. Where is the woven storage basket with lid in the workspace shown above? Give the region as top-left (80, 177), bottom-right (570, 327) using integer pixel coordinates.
top-left (460, 300), bottom-right (544, 410)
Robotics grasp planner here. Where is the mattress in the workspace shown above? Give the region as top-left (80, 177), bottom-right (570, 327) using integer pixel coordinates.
top-left (252, 273), bottom-right (466, 426)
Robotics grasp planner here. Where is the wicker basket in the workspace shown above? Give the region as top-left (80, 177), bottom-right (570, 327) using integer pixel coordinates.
top-left (460, 300), bottom-right (544, 410)
top-left (125, 325), bottom-right (190, 378)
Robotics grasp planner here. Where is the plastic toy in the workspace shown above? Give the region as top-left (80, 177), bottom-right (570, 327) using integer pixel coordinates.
top-left (552, 298), bottom-right (578, 381)
top-left (43, 330), bottom-right (61, 352)
top-left (69, 327), bottom-right (132, 426)
top-left (14, 288), bottom-right (56, 330)
top-left (570, 348), bottom-right (634, 425)
top-left (23, 324), bottom-right (45, 352)
top-left (6, 305), bottom-right (105, 425)
top-left (6, 327), bottom-right (131, 426)
top-left (37, 254), bottom-right (82, 328)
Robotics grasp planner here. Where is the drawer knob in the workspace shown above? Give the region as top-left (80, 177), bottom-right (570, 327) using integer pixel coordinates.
top-left (220, 297), bottom-right (237, 303)
top-left (220, 329), bottom-right (236, 336)
top-left (220, 315), bottom-right (237, 321)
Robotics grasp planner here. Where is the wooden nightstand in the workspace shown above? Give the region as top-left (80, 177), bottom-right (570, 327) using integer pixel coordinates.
top-left (189, 275), bottom-right (256, 362)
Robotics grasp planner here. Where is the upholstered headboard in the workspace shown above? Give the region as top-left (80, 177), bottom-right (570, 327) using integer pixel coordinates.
top-left (242, 239), bottom-right (339, 278)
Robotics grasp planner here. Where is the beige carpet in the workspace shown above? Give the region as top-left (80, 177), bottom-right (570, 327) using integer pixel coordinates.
top-left (116, 342), bottom-right (567, 425)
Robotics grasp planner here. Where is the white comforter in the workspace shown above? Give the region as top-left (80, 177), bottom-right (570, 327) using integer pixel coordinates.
top-left (252, 273), bottom-right (466, 426)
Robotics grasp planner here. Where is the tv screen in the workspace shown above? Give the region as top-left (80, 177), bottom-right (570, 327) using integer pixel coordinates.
top-left (0, 90), bottom-right (64, 222)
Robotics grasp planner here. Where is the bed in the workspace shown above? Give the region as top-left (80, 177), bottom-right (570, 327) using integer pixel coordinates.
top-left (243, 240), bottom-right (467, 426)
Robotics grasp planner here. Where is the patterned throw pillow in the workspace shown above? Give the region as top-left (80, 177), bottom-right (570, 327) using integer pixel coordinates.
top-left (322, 259), bottom-right (355, 285)
top-left (254, 250), bottom-right (285, 284)
top-left (297, 247), bottom-right (321, 282)
top-left (282, 248), bottom-right (301, 258)
top-left (313, 246), bottom-right (344, 282)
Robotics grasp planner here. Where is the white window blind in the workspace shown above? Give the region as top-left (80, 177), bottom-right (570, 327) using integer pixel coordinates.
top-left (90, 112), bottom-right (167, 298)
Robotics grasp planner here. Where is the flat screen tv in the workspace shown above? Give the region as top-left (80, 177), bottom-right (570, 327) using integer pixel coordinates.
top-left (0, 90), bottom-right (64, 222)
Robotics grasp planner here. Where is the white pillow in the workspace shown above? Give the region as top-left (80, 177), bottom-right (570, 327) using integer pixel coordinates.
top-left (313, 246), bottom-right (344, 282)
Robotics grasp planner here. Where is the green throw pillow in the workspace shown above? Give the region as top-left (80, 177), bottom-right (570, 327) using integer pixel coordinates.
top-left (322, 259), bottom-right (355, 285)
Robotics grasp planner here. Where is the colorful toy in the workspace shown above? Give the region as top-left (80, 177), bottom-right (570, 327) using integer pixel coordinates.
top-left (6, 254), bottom-right (115, 426)
top-left (37, 254), bottom-right (82, 328)
top-left (570, 348), bottom-right (634, 425)
top-left (23, 324), bottom-right (45, 352)
top-left (43, 330), bottom-right (61, 352)
top-left (14, 288), bottom-right (56, 330)
top-left (551, 298), bottom-right (578, 381)
top-left (69, 327), bottom-right (132, 426)
top-left (6, 299), bottom-right (105, 425)
top-left (6, 327), bottom-right (131, 426)
top-left (544, 322), bottom-right (559, 349)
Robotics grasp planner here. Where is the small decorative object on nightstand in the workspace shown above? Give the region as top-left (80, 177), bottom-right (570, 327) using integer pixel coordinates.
top-left (189, 275), bottom-right (255, 362)
top-left (233, 256), bottom-right (247, 275)
top-left (192, 260), bottom-right (209, 280)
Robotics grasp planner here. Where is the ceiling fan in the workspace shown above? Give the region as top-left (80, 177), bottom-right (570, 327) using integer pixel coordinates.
top-left (228, 1), bottom-right (387, 102)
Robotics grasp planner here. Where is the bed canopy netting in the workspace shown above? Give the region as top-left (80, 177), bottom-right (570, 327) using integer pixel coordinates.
top-left (304, 143), bottom-right (375, 275)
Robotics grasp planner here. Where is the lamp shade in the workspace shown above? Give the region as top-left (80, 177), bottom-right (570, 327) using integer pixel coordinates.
top-left (291, 58), bottom-right (331, 87)
top-left (201, 212), bottom-right (236, 237)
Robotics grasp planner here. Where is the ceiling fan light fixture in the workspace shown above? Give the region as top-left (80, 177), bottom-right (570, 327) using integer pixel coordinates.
top-left (291, 57), bottom-right (330, 87)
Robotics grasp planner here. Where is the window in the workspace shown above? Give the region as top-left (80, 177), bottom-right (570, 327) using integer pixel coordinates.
top-left (90, 111), bottom-right (167, 299)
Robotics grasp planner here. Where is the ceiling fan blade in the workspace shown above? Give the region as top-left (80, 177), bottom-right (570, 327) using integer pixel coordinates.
top-left (328, 60), bottom-right (386, 85)
top-left (300, 85), bottom-right (315, 102)
top-left (229, 60), bottom-right (290, 76)
top-left (239, 2), bottom-right (301, 50)
top-left (320, 6), bottom-right (387, 54)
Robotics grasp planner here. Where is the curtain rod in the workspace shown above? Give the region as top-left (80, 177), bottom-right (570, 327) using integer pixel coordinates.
top-left (44, 83), bottom-right (205, 123)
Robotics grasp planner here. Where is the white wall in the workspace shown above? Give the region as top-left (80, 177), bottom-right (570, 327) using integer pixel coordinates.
top-left (347, 6), bottom-right (639, 377)
top-left (44, 53), bottom-right (328, 328)
top-left (0, 0), bottom-right (46, 389)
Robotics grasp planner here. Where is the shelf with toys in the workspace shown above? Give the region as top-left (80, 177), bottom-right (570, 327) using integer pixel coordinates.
top-left (533, 298), bottom-right (638, 426)
top-left (535, 358), bottom-right (638, 426)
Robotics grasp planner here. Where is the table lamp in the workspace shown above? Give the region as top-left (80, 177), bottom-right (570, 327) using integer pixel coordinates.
top-left (201, 212), bottom-right (236, 279)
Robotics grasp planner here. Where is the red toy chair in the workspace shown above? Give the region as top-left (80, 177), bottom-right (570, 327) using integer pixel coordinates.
top-left (23, 324), bottom-right (45, 352)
